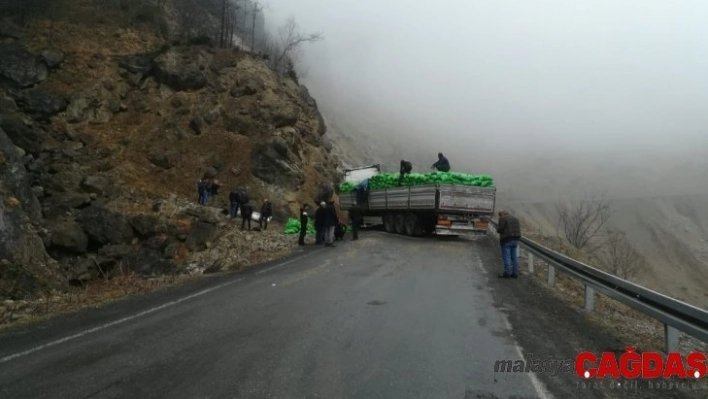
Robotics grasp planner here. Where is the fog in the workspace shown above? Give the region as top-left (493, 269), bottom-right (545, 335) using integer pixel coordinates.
top-left (262, 0), bottom-right (708, 201)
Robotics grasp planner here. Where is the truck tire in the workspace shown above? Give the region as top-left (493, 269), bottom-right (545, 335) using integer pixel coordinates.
top-left (395, 213), bottom-right (406, 235)
top-left (404, 214), bottom-right (420, 237)
top-left (384, 213), bottom-right (396, 233)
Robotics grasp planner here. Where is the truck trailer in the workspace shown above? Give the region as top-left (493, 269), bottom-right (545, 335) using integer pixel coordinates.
top-left (338, 165), bottom-right (496, 236)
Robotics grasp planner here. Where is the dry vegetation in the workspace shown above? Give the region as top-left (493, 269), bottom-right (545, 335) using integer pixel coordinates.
top-left (520, 229), bottom-right (707, 355)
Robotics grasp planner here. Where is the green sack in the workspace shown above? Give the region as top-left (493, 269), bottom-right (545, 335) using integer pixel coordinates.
top-left (283, 218), bottom-right (316, 234)
top-left (338, 171), bottom-right (495, 192)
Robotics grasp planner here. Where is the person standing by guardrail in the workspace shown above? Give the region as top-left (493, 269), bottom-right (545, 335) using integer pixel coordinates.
top-left (497, 210), bottom-right (521, 278)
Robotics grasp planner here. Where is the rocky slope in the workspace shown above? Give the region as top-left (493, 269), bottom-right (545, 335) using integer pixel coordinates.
top-left (0, 18), bottom-right (341, 302)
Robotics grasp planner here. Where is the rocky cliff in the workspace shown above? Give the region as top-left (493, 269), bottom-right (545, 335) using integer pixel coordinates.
top-left (0, 19), bottom-right (341, 301)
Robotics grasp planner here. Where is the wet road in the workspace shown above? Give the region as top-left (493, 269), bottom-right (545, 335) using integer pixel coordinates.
top-left (0, 231), bottom-right (550, 398)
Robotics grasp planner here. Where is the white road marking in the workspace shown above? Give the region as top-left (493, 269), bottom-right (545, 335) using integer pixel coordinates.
top-left (0, 277), bottom-right (245, 365)
top-left (473, 249), bottom-right (552, 398)
top-left (504, 315), bottom-right (554, 399)
top-left (254, 256), bottom-right (304, 275)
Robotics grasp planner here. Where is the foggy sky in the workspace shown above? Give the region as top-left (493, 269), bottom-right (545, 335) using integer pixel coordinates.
top-left (262, 0), bottom-right (708, 199)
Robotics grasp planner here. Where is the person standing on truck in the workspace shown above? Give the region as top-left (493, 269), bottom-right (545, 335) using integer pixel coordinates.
top-left (496, 210), bottom-right (521, 278)
top-left (349, 201), bottom-right (363, 240)
top-left (399, 160), bottom-right (413, 185)
top-left (431, 152), bottom-right (451, 172)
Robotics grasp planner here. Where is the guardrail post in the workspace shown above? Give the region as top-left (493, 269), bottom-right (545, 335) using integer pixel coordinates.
top-left (547, 264), bottom-right (555, 286)
top-left (584, 285), bottom-right (594, 312)
top-left (527, 252), bottom-right (534, 273)
top-left (664, 325), bottom-right (679, 353)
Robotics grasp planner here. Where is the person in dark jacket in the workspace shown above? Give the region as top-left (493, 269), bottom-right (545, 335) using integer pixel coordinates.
top-left (399, 160), bottom-right (413, 185)
top-left (240, 203), bottom-right (253, 231)
top-left (431, 152), bottom-right (451, 172)
top-left (298, 204), bottom-right (310, 246)
top-left (197, 179), bottom-right (206, 205)
top-left (259, 199), bottom-right (273, 230)
top-left (314, 201), bottom-right (326, 244)
top-left (229, 189), bottom-right (241, 218)
top-left (349, 201), bottom-right (363, 240)
top-left (496, 210), bottom-right (522, 278)
top-left (323, 201), bottom-right (338, 247)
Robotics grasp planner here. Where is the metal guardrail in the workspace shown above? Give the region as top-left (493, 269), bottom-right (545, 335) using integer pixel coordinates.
top-left (489, 220), bottom-right (708, 353)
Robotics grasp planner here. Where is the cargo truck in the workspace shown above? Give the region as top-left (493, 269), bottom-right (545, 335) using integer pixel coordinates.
top-left (338, 165), bottom-right (496, 236)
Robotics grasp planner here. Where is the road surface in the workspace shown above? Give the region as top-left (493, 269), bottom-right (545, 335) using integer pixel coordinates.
top-left (0, 231), bottom-right (694, 398)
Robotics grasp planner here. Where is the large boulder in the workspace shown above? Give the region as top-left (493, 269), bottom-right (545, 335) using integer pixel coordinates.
top-left (98, 244), bottom-right (133, 259)
top-left (15, 90), bottom-right (67, 118)
top-left (129, 214), bottom-right (162, 238)
top-left (40, 49), bottom-right (65, 69)
top-left (65, 96), bottom-right (93, 124)
top-left (42, 192), bottom-right (91, 218)
top-left (119, 54), bottom-right (153, 75)
top-left (42, 170), bottom-right (84, 193)
top-left (185, 222), bottom-right (217, 251)
top-left (229, 77), bottom-right (263, 97)
top-left (122, 248), bottom-right (174, 275)
top-left (77, 206), bottom-right (134, 246)
top-left (223, 114), bottom-right (257, 135)
top-left (183, 206), bottom-right (222, 224)
top-left (0, 128), bottom-right (60, 297)
top-left (80, 175), bottom-right (111, 195)
top-left (153, 48), bottom-right (208, 91)
top-left (46, 218), bottom-right (88, 254)
top-left (0, 43), bottom-right (49, 88)
top-left (0, 114), bottom-right (43, 156)
top-left (250, 137), bottom-right (305, 189)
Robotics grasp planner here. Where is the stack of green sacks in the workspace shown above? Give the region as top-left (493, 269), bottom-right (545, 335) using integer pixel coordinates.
top-left (338, 172), bottom-right (494, 192)
top-left (282, 218), bottom-right (350, 234)
top-left (283, 218), bottom-right (316, 234)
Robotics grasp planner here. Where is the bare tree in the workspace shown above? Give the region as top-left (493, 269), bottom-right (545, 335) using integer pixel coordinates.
top-left (250, 0), bottom-right (263, 51)
top-left (555, 194), bottom-right (611, 250)
top-left (268, 16), bottom-right (323, 74)
top-left (597, 230), bottom-right (644, 280)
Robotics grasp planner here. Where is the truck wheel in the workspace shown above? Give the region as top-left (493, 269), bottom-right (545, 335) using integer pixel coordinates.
top-left (404, 214), bottom-right (420, 236)
top-left (384, 213), bottom-right (396, 233)
top-left (395, 213), bottom-right (406, 235)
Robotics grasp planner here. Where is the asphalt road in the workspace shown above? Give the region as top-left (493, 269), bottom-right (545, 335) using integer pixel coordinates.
top-left (0, 231), bottom-right (696, 399)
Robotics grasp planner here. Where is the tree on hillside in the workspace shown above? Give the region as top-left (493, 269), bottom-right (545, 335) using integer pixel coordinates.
top-left (555, 194), bottom-right (611, 250)
top-left (264, 16), bottom-right (323, 75)
top-left (597, 230), bottom-right (644, 280)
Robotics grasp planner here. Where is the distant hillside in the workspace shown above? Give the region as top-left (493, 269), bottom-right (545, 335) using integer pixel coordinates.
top-left (505, 194), bottom-right (708, 310)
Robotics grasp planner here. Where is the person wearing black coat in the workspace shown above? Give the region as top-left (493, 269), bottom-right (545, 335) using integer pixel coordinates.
top-left (240, 203), bottom-right (253, 231)
top-left (259, 199), bottom-right (273, 230)
top-left (229, 189), bottom-right (241, 218)
top-left (323, 201), bottom-right (338, 247)
top-left (399, 160), bottom-right (413, 185)
top-left (299, 204), bottom-right (310, 246)
top-left (431, 152), bottom-right (451, 172)
top-left (314, 201), bottom-right (326, 244)
top-left (349, 202), bottom-right (363, 240)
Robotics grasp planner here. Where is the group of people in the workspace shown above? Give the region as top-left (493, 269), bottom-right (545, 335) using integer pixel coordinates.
top-left (197, 178), bottom-right (222, 206)
top-left (196, 177), bottom-right (273, 231)
top-left (298, 200), bottom-right (363, 247)
top-left (227, 188), bottom-right (272, 231)
top-left (398, 152), bottom-right (451, 185)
